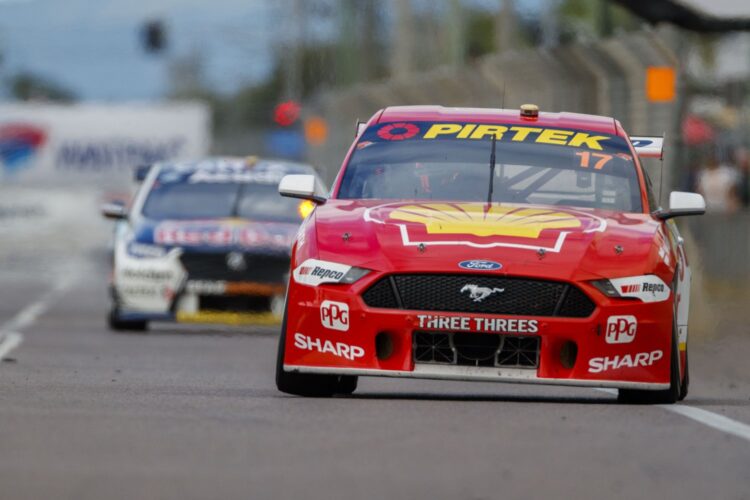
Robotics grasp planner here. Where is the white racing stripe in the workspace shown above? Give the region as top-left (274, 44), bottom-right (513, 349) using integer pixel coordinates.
top-left (0, 273), bottom-right (78, 361)
top-left (595, 388), bottom-right (750, 445)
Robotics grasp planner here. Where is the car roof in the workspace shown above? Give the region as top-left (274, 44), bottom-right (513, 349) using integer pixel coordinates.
top-left (377, 105), bottom-right (619, 135)
top-left (159, 157), bottom-right (317, 176)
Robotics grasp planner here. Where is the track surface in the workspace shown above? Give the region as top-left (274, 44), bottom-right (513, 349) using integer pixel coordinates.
top-left (1, 191), bottom-right (750, 500)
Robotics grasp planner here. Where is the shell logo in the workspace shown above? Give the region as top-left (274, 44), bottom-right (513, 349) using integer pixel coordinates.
top-left (388, 203), bottom-right (582, 239)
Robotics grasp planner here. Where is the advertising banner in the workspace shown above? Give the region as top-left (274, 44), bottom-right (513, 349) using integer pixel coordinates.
top-left (0, 102), bottom-right (211, 187)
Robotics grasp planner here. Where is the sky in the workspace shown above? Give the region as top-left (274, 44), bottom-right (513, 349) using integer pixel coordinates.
top-left (0, 0), bottom-right (546, 102)
top-left (0, 0), bottom-right (279, 100)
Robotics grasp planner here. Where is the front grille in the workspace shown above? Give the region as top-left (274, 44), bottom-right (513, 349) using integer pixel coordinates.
top-left (363, 274), bottom-right (595, 318)
top-left (413, 331), bottom-right (540, 368)
top-left (180, 252), bottom-right (289, 283)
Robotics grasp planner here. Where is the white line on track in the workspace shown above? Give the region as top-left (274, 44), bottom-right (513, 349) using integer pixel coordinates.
top-left (596, 388), bottom-right (750, 444)
top-left (660, 405), bottom-right (750, 444)
top-left (0, 273), bottom-right (78, 361)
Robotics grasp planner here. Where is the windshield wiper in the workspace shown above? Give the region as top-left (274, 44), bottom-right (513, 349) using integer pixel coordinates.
top-left (487, 134), bottom-right (497, 204)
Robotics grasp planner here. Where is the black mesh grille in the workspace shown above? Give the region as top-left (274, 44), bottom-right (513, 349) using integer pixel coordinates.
top-left (557, 286), bottom-right (596, 318)
top-left (413, 332), bottom-right (540, 368)
top-left (179, 252), bottom-right (289, 283)
top-left (361, 278), bottom-right (399, 309)
top-left (362, 274), bottom-right (594, 318)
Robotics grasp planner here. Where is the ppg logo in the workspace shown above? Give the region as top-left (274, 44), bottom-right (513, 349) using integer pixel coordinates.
top-left (605, 315), bottom-right (637, 344)
top-left (320, 300), bottom-right (349, 331)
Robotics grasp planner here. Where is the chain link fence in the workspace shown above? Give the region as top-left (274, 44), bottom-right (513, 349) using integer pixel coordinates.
top-left (305, 27), bottom-right (749, 286)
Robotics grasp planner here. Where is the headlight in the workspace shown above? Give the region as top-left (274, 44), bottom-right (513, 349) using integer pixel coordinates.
top-left (126, 242), bottom-right (168, 259)
top-left (292, 258), bottom-right (371, 287)
top-left (340, 266), bottom-right (371, 284)
top-left (590, 274), bottom-right (670, 303)
top-left (590, 279), bottom-right (622, 298)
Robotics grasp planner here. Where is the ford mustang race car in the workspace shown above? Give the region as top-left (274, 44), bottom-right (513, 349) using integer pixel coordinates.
top-left (275, 105), bottom-right (706, 403)
top-left (101, 157), bottom-right (323, 330)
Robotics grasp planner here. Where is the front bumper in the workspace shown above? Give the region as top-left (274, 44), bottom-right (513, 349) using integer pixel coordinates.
top-left (282, 276), bottom-right (674, 390)
top-left (112, 250), bottom-right (288, 325)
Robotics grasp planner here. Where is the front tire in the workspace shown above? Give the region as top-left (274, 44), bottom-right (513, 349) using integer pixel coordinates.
top-left (275, 305), bottom-right (358, 397)
top-left (107, 306), bottom-right (148, 332)
top-left (618, 321), bottom-right (680, 405)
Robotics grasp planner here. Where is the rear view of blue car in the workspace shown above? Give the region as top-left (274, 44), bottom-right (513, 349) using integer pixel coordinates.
top-left (101, 157), bottom-right (322, 330)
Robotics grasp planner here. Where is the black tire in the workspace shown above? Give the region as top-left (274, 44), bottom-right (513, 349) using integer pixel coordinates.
top-left (678, 349), bottom-right (689, 401)
top-left (107, 307), bottom-right (148, 332)
top-left (618, 322), bottom-right (680, 405)
top-left (275, 305), bottom-right (358, 397)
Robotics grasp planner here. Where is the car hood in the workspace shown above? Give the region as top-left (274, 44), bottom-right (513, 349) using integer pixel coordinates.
top-left (133, 217), bottom-right (298, 255)
top-left (312, 200), bottom-right (667, 281)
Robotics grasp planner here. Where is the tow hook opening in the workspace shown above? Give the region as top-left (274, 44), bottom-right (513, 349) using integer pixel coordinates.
top-left (560, 341), bottom-right (578, 369)
top-left (376, 332), bottom-right (394, 360)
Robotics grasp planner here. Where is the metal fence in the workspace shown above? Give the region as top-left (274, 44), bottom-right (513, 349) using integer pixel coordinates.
top-left (305, 27), bottom-right (750, 285)
top-left (306, 27), bottom-right (681, 189)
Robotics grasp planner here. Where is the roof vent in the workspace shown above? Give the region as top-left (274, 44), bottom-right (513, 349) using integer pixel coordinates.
top-left (520, 104), bottom-right (539, 119)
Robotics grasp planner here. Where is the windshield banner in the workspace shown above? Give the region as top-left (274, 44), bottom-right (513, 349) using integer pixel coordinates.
top-left (361, 122), bottom-right (625, 152)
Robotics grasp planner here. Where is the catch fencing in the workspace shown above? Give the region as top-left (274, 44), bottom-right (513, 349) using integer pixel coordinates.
top-left (307, 27), bottom-right (749, 285)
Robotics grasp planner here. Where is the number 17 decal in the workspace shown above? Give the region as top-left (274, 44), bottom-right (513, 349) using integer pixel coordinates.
top-left (576, 151), bottom-right (613, 170)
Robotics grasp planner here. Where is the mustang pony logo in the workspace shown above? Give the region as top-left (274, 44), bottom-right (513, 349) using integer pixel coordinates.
top-left (460, 284), bottom-right (504, 303)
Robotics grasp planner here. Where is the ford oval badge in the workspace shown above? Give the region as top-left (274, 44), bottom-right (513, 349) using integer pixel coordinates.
top-left (458, 260), bottom-right (502, 271)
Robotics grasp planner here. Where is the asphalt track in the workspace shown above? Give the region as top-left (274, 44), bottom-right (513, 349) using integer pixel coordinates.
top-left (1, 190), bottom-right (750, 500)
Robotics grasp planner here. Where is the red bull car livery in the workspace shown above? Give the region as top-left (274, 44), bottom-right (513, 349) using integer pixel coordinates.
top-left (102, 157), bottom-right (322, 330)
top-left (275, 105), bottom-right (705, 403)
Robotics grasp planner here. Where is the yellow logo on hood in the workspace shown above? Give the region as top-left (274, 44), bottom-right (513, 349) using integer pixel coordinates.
top-left (389, 203), bottom-right (582, 238)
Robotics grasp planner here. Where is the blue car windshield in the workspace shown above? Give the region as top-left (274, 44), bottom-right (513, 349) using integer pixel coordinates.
top-left (142, 178), bottom-right (304, 222)
top-left (338, 122), bottom-right (642, 212)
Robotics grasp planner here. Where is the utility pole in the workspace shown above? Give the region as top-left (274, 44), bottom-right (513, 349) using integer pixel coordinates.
top-left (540, 0), bottom-right (560, 48)
top-left (283, 0), bottom-right (304, 100)
top-left (446, 0), bottom-right (465, 67)
top-left (496, 0), bottom-right (516, 54)
top-left (337, 0), bottom-right (359, 86)
top-left (392, 0), bottom-right (414, 78)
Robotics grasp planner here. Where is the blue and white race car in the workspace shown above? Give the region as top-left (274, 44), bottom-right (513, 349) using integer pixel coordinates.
top-left (101, 157), bottom-right (323, 330)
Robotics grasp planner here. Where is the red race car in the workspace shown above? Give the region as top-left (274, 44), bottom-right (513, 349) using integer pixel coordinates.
top-left (275, 104), bottom-right (705, 403)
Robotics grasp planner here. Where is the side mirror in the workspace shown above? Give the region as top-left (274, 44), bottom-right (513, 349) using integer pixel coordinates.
top-left (134, 164), bottom-right (151, 182)
top-left (101, 201), bottom-right (127, 220)
top-left (654, 191), bottom-right (706, 220)
top-left (279, 174), bottom-right (327, 204)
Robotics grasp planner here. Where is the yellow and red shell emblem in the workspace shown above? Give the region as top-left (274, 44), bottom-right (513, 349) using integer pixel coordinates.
top-left (389, 203), bottom-right (582, 239)
top-left (365, 202), bottom-right (604, 252)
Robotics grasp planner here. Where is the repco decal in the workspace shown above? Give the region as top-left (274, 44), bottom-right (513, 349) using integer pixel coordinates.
top-left (292, 259), bottom-right (351, 287)
top-left (609, 275), bottom-right (670, 303)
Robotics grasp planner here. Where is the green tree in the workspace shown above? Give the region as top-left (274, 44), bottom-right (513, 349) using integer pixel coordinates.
top-left (10, 72), bottom-right (76, 102)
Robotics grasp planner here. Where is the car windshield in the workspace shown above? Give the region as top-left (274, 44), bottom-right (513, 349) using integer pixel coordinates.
top-left (338, 121), bottom-right (642, 212)
top-left (142, 176), bottom-right (305, 222)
